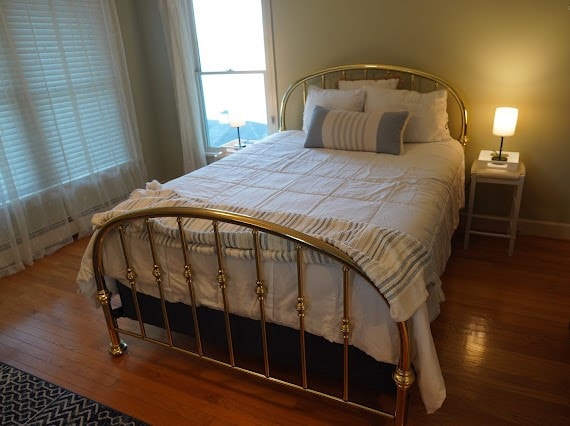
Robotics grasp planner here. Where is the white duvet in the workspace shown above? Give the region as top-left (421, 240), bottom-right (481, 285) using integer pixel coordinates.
top-left (78, 130), bottom-right (465, 413)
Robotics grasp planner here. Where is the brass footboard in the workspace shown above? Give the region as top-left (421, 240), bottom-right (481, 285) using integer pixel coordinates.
top-left (92, 207), bottom-right (415, 426)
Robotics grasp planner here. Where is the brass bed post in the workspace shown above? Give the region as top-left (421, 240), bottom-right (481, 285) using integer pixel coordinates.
top-left (96, 286), bottom-right (126, 356)
top-left (393, 320), bottom-right (415, 426)
top-left (93, 225), bottom-right (127, 356)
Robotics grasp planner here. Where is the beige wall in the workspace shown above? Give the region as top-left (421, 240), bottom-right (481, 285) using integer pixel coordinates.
top-left (270, 0), bottom-right (570, 225)
top-left (117, 0), bottom-right (570, 227)
top-left (116, 0), bottom-right (184, 182)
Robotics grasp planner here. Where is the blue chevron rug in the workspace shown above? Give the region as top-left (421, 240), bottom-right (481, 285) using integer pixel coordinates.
top-left (0, 362), bottom-right (147, 425)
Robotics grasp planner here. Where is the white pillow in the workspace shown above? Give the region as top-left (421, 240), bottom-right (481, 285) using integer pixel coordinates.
top-left (364, 86), bottom-right (450, 142)
top-left (302, 85), bottom-right (365, 132)
top-left (304, 106), bottom-right (410, 155)
top-left (338, 78), bottom-right (399, 90)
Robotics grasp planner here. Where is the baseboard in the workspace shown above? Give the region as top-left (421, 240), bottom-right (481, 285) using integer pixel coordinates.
top-left (459, 213), bottom-right (570, 241)
top-left (517, 219), bottom-right (570, 240)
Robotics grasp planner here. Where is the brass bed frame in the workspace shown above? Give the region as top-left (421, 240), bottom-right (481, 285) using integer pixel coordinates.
top-left (92, 64), bottom-right (468, 425)
top-left (279, 63), bottom-right (468, 146)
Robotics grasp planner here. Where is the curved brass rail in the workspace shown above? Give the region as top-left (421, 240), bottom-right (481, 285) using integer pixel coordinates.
top-left (279, 63), bottom-right (468, 146)
top-left (91, 206), bottom-right (415, 425)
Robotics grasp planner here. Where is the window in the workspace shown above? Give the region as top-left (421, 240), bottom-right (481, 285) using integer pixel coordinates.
top-left (0, 1), bottom-right (142, 201)
top-left (0, 0), bottom-right (145, 277)
top-left (191, 0), bottom-right (277, 148)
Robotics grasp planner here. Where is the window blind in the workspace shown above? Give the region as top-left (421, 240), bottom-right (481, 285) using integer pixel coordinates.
top-left (0, 0), bottom-right (134, 200)
top-left (0, 0), bottom-right (145, 278)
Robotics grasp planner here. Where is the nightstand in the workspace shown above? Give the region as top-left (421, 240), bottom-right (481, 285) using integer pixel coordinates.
top-left (463, 161), bottom-right (526, 256)
top-left (218, 139), bottom-right (256, 158)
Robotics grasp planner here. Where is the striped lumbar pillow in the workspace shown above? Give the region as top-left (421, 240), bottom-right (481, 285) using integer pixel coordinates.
top-left (304, 106), bottom-right (410, 155)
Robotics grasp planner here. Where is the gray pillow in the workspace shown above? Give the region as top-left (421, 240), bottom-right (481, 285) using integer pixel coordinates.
top-left (304, 106), bottom-right (411, 155)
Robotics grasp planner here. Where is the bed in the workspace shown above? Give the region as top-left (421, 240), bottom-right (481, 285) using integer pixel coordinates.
top-left (77, 64), bottom-right (468, 425)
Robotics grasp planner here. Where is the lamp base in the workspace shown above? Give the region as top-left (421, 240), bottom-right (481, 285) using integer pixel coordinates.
top-left (478, 150), bottom-right (520, 170)
top-left (491, 154), bottom-right (509, 161)
top-left (221, 139), bottom-right (248, 154)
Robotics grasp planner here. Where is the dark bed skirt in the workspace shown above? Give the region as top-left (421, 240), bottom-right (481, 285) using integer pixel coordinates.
top-left (114, 281), bottom-right (396, 397)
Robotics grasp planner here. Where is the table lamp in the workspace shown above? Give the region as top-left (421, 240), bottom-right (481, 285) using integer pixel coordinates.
top-left (230, 118), bottom-right (246, 149)
top-left (492, 107), bottom-right (518, 161)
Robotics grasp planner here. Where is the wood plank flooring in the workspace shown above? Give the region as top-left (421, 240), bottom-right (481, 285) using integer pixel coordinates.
top-left (1, 232), bottom-right (568, 425)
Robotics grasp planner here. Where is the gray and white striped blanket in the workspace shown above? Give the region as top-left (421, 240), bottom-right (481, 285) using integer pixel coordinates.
top-left (91, 185), bottom-right (438, 322)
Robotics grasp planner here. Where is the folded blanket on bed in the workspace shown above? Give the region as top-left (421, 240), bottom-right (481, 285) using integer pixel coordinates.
top-left (79, 183), bottom-right (440, 322)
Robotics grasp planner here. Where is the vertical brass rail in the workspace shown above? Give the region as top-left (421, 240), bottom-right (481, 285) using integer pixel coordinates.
top-left (252, 229), bottom-right (270, 377)
top-left (145, 218), bottom-right (173, 347)
top-left (213, 221), bottom-right (235, 366)
top-left (393, 321), bottom-right (416, 426)
top-left (117, 224), bottom-right (145, 337)
top-left (177, 217), bottom-right (203, 356)
top-left (295, 245), bottom-right (308, 389)
top-left (341, 265), bottom-right (351, 401)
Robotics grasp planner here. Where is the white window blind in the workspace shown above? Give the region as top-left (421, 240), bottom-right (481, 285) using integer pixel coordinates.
top-left (0, 0), bottom-right (145, 278)
top-left (0, 0), bottom-right (134, 199)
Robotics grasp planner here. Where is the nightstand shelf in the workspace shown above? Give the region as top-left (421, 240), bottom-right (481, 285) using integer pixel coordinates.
top-left (464, 161), bottom-right (526, 256)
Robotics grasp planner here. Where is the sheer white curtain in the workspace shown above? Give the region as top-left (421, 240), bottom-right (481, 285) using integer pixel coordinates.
top-left (0, 0), bottom-right (146, 277)
top-left (158, 0), bottom-right (207, 173)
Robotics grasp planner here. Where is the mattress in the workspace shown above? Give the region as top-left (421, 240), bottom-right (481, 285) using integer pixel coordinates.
top-left (77, 130), bottom-right (465, 413)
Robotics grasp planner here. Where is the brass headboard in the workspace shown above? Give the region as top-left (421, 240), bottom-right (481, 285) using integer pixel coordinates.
top-left (279, 64), bottom-right (468, 146)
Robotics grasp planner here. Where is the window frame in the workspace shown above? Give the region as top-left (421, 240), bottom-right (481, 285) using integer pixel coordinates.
top-left (189, 0), bottom-right (278, 152)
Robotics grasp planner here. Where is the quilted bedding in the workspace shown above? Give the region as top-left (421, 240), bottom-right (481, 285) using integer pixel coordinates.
top-left (77, 130), bottom-right (465, 413)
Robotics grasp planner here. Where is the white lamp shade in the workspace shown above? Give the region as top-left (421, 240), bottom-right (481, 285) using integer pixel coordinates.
top-left (493, 107), bottom-right (518, 137)
top-left (229, 119), bottom-right (246, 128)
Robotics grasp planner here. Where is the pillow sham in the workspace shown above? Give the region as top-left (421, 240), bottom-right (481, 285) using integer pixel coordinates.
top-left (364, 86), bottom-right (450, 143)
top-left (302, 85), bottom-right (365, 132)
top-left (304, 105), bottom-right (410, 155)
top-left (338, 78), bottom-right (399, 90)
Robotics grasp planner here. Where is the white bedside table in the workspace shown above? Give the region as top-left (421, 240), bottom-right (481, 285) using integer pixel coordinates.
top-left (463, 161), bottom-right (526, 256)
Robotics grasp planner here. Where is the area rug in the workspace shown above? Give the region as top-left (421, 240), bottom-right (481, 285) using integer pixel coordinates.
top-left (0, 362), bottom-right (147, 425)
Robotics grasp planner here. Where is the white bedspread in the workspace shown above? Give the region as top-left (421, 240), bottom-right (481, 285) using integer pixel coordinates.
top-left (77, 130), bottom-right (464, 413)
top-left (170, 130), bottom-right (464, 275)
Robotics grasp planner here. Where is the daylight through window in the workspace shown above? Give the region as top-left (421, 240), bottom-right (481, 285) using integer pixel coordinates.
top-left (192, 0), bottom-right (275, 148)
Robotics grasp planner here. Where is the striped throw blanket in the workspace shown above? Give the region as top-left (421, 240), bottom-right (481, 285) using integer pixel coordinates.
top-left (90, 185), bottom-right (438, 322)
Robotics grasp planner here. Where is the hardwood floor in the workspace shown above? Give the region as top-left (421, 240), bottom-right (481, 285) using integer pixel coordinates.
top-left (1, 232), bottom-right (568, 425)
